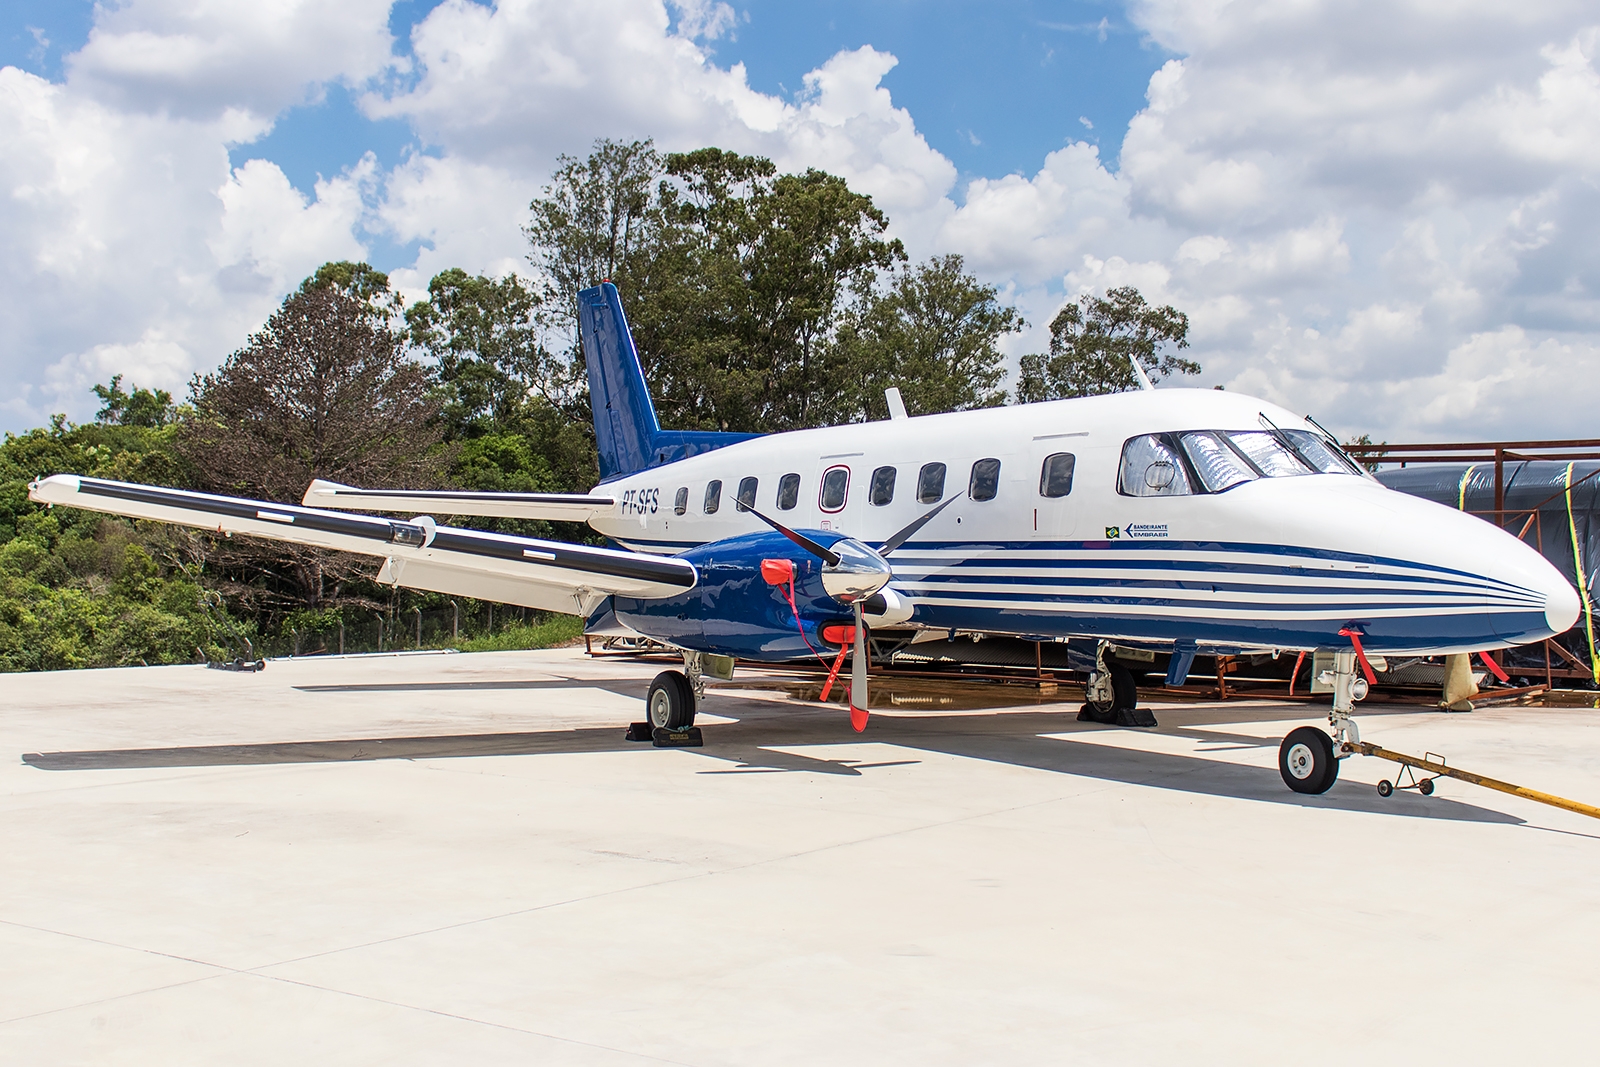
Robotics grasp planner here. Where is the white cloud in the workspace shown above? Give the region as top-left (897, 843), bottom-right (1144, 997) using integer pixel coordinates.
top-left (69, 0), bottom-right (394, 121)
top-left (4, 0), bottom-right (1600, 442)
top-left (0, 5), bottom-right (387, 427)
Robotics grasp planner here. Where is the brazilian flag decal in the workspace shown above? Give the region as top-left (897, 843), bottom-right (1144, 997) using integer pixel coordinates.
top-left (1105, 526), bottom-right (1120, 539)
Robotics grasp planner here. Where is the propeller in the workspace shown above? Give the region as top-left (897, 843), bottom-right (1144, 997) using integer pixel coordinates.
top-left (747, 497), bottom-right (956, 733)
top-left (849, 599), bottom-right (869, 731)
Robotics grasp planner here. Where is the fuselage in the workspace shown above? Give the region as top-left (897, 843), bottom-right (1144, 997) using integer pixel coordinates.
top-left (589, 389), bottom-right (1580, 657)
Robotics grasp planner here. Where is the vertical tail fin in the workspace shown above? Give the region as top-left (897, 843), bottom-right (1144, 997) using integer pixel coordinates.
top-left (579, 282), bottom-right (660, 481)
top-left (578, 281), bottom-right (763, 481)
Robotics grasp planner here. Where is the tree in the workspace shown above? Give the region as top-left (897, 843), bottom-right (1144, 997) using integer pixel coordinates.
top-left (526, 142), bottom-right (915, 434)
top-left (524, 138), bottom-right (663, 345)
top-left (178, 263), bottom-right (447, 609)
top-left (831, 254), bottom-right (1019, 419)
top-left (92, 375), bottom-right (177, 428)
top-left (1015, 287), bottom-right (1198, 402)
top-left (406, 268), bottom-right (551, 434)
top-left (405, 268), bottom-right (597, 497)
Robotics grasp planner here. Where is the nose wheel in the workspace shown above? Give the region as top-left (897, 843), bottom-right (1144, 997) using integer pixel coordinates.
top-left (1279, 726), bottom-right (1338, 794)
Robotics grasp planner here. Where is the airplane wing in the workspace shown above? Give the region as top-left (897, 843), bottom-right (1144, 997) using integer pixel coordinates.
top-left (302, 479), bottom-right (615, 522)
top-left (29, 475), bottom-right (692, 616)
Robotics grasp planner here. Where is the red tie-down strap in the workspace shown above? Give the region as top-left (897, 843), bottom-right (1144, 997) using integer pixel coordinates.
top-left (1338, 627), bottom-right (1378, 686)
top-left (1477, 650), bottom-right (1510, 683)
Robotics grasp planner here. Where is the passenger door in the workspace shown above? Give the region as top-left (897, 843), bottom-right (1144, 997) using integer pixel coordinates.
top-left (812, 452), bottom-right (864, 536)
top-left (1030, 433), bottom-right (1087, 539)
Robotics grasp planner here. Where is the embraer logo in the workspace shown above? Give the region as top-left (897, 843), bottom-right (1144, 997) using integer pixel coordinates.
top-left (1108, 523), bottom-right (1169, 539)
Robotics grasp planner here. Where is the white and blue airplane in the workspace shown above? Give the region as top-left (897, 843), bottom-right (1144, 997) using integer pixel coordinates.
top-left (29, 283), bottom-right (1581, 795)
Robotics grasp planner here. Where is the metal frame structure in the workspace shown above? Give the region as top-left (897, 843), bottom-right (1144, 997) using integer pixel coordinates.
top-left (1346, 437), bottom-right (1600, 690)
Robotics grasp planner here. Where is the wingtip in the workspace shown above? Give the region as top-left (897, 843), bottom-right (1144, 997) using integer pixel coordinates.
top-left (301, 478), bottom-right (352, 506)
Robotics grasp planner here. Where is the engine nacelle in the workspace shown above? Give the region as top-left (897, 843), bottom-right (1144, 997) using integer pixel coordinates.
top-left (596, 530), bottom-right (861, 660)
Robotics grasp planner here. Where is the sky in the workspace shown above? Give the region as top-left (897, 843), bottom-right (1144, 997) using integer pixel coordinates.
top-left (2, 0), bottom-right (1598, 442)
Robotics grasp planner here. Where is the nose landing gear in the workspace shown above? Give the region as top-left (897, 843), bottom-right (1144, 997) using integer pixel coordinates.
top-left (1277, 650), bottom-right (1365, 795)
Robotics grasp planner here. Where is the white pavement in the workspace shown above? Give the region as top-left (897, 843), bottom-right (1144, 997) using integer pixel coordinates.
top-left (2, 648), bottom-right (1599, 1065)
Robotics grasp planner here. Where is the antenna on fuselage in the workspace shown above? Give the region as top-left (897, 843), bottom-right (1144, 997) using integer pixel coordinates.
top-left (885, 387), bottom-right (909, 420)
top-left (1129, 356), bottom-right (1155, 391)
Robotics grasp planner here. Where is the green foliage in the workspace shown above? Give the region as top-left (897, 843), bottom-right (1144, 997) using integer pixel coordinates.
top-left (1015, 287), bottom-right (1198, 402)
top-left (93, 374), bottom-right (178, 428)
top-left (442, 612), bottom-right (583, 653)
top-left (525, 138), bottom-right (662, 344)
top-left (3, 142), bottom-right (1041, 671)
top-left (179, 264), bottom-right (449, 610)
top-left (526, 139), bottom-right (1019, 434)
top-left (406, 268), bottom-right (597, 494)
top-left (831, 254), bottom-right (1018, 419)
top-left (303, 260), bottom-right (396, 307)
top-left (0, 508), bottom-right (237, 672)
top-left (406, 268), bottom-right (553, 433)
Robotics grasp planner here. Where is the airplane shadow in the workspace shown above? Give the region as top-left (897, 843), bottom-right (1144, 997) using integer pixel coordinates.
top-left (18, 679), bottom-right (1537, 827)
top-left (294, 677), bottom-right (647, 696)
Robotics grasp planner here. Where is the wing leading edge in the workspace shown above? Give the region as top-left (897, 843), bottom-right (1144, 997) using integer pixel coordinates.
top-left (302, 479), bottom-right (614, 522)
top-left (29, 475), bottom-right (693, 616)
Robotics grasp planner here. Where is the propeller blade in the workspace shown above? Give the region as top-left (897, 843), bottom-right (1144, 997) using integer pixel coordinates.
top-left (849, 601), bottom-right (869, 732)
top-left (742, 503), bottom-right (842, 566)
top-left (878, 495), bottom-right (958, 557)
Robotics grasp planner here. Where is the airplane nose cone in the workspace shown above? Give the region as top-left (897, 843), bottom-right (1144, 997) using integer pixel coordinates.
top-left (1544, 576), bottom-right (1582, 636)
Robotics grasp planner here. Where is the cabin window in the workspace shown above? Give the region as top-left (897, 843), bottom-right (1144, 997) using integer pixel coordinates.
top-left (969, 458), bottom-right (1001, 502)
top-left (819, 466), bottom-right (850, 512)
top-left (777, 473), bottom-right (801, 510)
top-left (703, 480), bottom-right (722, 514)
top-left (1283, 430), bottom-right (1361, 475)
top-left (1178, 432), bottom-right (1256, 492)
top-left (1038, 453), bottom-right (1076, 498)
top-left (1227, 431), bottom-right (1308, 478)
top-left (1118, 435), bottom-right (1194, 497)
top-left (917, 462), bottom-right (946, 504)
top-left (736, 476), bottom-right (758, 512)
top-left (869, 466), bottom-right (897, 506)
top-left (673, 487), bottom-right (688, 515)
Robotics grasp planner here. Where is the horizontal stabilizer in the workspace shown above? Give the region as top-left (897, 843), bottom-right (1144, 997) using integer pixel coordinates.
top-left (30, 475), bottom-right (693, 615)
top-left (303, 479), bottom-right (614, 522)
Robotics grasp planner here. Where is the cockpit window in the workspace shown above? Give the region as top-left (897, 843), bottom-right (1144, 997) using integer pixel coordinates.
top-left (1283, 430), bottom-right (1362, 475)
top-left (1119, 434), bottom-right (1194, 497)
top-left (1179, 432), bottom-right (1256, 492)
top-left (1122, 428), bottom-right (1355, 497)
top-left (1227, 431), bottom-right (1308, 477)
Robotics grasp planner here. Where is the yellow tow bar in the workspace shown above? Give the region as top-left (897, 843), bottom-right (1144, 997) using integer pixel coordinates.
top-left (1342, 741), bottom-right (1600, 822)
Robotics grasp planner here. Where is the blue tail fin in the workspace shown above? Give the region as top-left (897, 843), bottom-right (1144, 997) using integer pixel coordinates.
top-left (580, 283), bottom-right (658, 480)
top-left (579, 282), bottom-right (760, 481)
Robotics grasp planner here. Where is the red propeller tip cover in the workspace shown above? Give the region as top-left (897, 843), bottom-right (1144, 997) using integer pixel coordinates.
top-left (849, 703), bottom-right (869, 732)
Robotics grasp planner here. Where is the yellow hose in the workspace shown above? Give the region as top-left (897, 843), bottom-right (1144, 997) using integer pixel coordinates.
top-left (1457, 463), bottom-right (1477, 511)
top-left (1564, 462), bottom-right (1600, 686)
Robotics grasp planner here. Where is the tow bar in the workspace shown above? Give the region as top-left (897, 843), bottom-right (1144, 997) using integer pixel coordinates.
top-left (1342, 740), bottom-right (1600, 821)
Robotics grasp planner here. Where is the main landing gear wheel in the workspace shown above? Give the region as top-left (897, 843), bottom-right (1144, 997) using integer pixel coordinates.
top-left (1079, 662), bottom-right (1139, 724)
top-left (647, 670), bottom-right (697, 731)
top-left (1279, 727), bottom-right (1338, 795)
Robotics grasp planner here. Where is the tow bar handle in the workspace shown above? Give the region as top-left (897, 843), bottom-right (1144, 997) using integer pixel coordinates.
top-left (1343, 741), bottom-right (1600, 821)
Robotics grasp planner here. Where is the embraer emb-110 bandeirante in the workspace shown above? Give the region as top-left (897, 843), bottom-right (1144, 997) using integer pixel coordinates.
top-left (30, 283), bottom-right (1581, 795)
